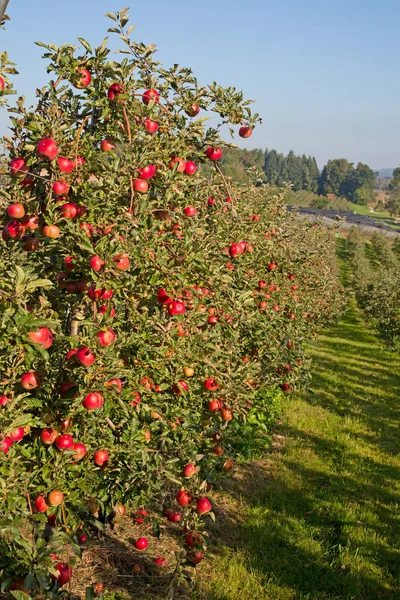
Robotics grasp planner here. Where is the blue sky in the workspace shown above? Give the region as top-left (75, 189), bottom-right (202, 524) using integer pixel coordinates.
top-left (2, 0), bottom-right (399, 169)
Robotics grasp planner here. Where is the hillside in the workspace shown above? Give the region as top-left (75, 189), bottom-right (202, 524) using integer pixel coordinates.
top-left (378, 168), bottom-right (394, 178)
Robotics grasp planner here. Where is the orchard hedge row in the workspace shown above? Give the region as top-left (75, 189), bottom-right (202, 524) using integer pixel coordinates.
top-left (0, 9), bottom-right (344, 597)
top-left (347, 230), bottom-right (400, 347)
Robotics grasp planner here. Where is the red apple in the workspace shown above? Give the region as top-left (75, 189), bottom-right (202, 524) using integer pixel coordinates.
top-left (88, 286), bottom-right (113, 301)
top-left (187, 551), bottom-right (203, 564)
top-left (145, 118), bottom-right (158, 133)
top-left (135, 537), bottom-right (149, 550)
top-left (157, 288), bottom-right (173, 305)
top-left (196, 496), bottom-right (212, 514)
top-left (169, 156), bottom-right (185, 172)
top-left (94, 449), bottom-right (109, 466)
top-left (36, 138), bottom-right (58, 161)
top-left (130, 391), bottom-right (141, 407)
top-left (185, 104), bottom-right (200, 117)
top-left (79, 534), bottom-right (87, 544)
top-left (47, 515), bottom-right (57, 527)
top-left (154, 557), bottom-right (168, 567)
top-left (0, 395), bottom-right (10, 406)
top-left (280, 383), bottom-right (291, 392)
top-left (107, 83), bottom-right (123, 101)
top-left (133, 179), bottom-right (149, 193)
top-left (4, 219), bottom-right (25, 239)
top-left (47, 490), bottom-right (64, 506)
top-left (52, 180), bottom-right (70, 196)
top-left (239, 126), bottom-right (253, 138)
top-left (0, 437), bottom-right (13, 454)
top-left (43, 225), bottom-right (60, 239)
top-left (213, 444), bottom-right (224, 455)
top-left (113, 253), bottom-right (130, 270)
top-left (205, 147), bottom-right (222, 161)
top-left (76, 347), bottom-right (96, 367)
top-left (96, 328), bottom-right (116, 347)
top-left (167, 510), bottom-right (181, 523)
top-left (9, 157), bottom-right (28, 177)
top-left (142, 89), bottom-right (159, 105)
top-left (101, 138), bottom-right (116, 152)
top-left (21, 236), bottom-right (39, 252)
top-left (7, 203), bottom-right (25, 219)
top-left (172, 380), bottom-right (189, 395)
top-left (27, 327), bottom-right (51, 345)
top-left (229, 243), bottom-right (245, 258)
top-left (182, 205), bottom-right (197, 218)
top-left (21, 214), bottom-right (39, 230)
top-left (57, 157), bottom-right (74, 173)
top-left (63, 257), bottom-right (75, 272)
top-left (34, 495), bottom-right (49, 513)
top-left (183, 463), bottom-right (197, 478)
top-left (90, 255), bottom-right (105, 272)
top-left (55, 434), bottom-right (74, 451)
top-left (99, 304), bottom-right (116, 317)
top-left (54, 562), bottom-right (72, 586)
top-left (74, 68), bottom-right (91, 89)
top-left (82, 392), bottom-right (104, 410)
top-left (204, 377), bottom-right (218, 391)
top-left (185, 532), bottom-right (203, 548)
top-left (176, 490), bottom-right (193, 507)
top-left (184, 161), bottom-right (197, 175)
top-left (19, 174), bottom-right (35, 189)
top-left (134, 509), bottom-right (148, 524)
top-left (105, 378), bottom-right (123, 392)
top-left (72, 442), bottom-right (87, 461)
top-left (41, 428), bottom-right (58, 445)
top-left (21, 372), bottom-right (41, 390)
top-left (9, 427), bottom-right (25, 442)
top-left (139, 164), bottom-right (156, 179)
top-left (167, 301), bottom-right (186, 316)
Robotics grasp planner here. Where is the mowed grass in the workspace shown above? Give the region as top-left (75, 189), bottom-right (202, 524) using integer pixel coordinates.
top-left (351, 203), bottom-right (400, 231)
top-left (195, 300), bottom-right (400, 599)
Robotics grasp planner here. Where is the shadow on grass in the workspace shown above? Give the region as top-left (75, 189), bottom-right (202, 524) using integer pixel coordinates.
top-left (200, 300), bottom-right (400, 600)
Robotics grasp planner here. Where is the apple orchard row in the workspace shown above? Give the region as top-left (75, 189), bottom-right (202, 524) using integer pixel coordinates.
top-left (0, 11), bottom-right (344, 595)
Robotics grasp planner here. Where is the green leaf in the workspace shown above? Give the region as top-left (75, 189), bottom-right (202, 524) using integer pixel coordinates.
top-left (85, 587), bottom-right (96, 600)
top-left (10, 591), bottom-right (30, 600)
top-left (93, 519), bottom-right (105, 532)
top-left (25, 279), bottom-right (53, 291)
top-left (15, 266), bottom-right (26, 288)
top-left (78, 38), bottom-right (93, 54)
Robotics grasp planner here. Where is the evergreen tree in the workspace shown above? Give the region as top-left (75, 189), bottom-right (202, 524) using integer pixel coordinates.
top-left (264, 149), bottom-right (284, 185)
top-left (307, 156), bottom-right (320, 192)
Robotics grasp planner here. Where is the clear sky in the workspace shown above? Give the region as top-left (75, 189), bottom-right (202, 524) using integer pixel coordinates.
top-left (2, 0), bottom-right (400, 170)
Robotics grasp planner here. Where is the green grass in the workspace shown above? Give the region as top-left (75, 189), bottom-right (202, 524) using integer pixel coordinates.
top-left (196, 298), bottom-right (400, 598)
top-left (351, 204), bottom-right (400, 231)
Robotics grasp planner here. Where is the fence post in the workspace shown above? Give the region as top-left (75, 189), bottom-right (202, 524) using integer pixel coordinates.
top-left (0, 0), bottom-right (9, 22)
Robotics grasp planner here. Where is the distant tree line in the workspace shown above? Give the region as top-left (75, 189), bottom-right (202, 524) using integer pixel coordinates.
top-left (318, 159), bottom-right (376, 205)
top-left (218, 148), bottom-right (378, 205)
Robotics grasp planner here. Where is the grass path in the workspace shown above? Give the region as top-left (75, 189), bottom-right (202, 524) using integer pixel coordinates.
top-left (197, 300), bottom-right (400, 599)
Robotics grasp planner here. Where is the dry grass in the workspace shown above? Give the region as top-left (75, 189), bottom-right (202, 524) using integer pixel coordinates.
top-left (69, 448), bottom-right (283, 600)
